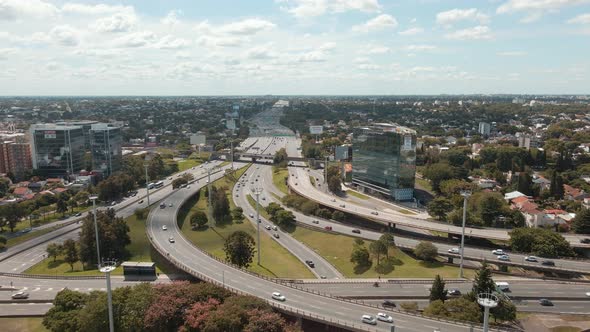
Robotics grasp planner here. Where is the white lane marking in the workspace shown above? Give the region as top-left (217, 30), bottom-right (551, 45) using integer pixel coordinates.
top-left (46, 288), bottom-right (53, 291)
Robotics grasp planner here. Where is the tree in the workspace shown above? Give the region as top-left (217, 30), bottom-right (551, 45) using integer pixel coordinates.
top-left (369, 240), bottom-right (387, 263)
top-left (272, 210), bottom-right (296, 229)
top-left (46, 243), bottom-right (63, 262)
top-left (43, 289), bottom-right (89, 332)
top-left (443, 297), bottom-right (481, 323)
top-left (183, 298), bottom-right (221, 332)
top-left (211, 186), bottom-right (231, 223)
top-left (379, 233), bottom-right (395, 255)
top-left (572, 208), bottom-right (590, 234)
top-left (491, 298), bottom-right (517, 322)
top-left (472, 262), bottom-right (495, 296)
top-left (331, 210), bottom-right (346, 221)
top-left (223, 231), bottom-right (256, 268)
top-left (172, 177), bottom-right (188, 189)
top-left (328, 176), bottom-right (341, 193)
top-left (475, 192), bottom-right (506, 226)
top-left (509, 227), bottom-right (573, 257)
top-left (134, 208), bottom-right (149, 220)
top-left (427, 197), bottom-right (453, 221)
top-left (350, 246), bottom-right (370, 267)
top-left (415, 241), bottom-right (438, 262)
top-left (244, 309), bottom-right (289, 332)
top-left (5, 203), bottom-right (25, 232)
top-left (231, 207), bottom-right (244, 223)
top-left (316, 208), bottom-right (332, 219)
top-left (0, 235), bottom-right (6, 250)
top-left (423, 300), bottom-right (447, 318)
top-left (79, 209), bottom-right (130, 267)
top-left (265, 202), bottom-right (282, 218)
top-left (62, 239), bottom-right (78, 271)
top-left (116, 283), bottom-right (155, 332)
top-left (517, 172), bottom-right (533, 196)
top-left (423, 163), bottom-right (458, 193)
top-left (273, 148), bottom-right (288, 167)
top-left (549, 170), bottom-right (564, 200)
top-left (300, 201), bottom-right (319, 215)
top-left (429, 275), bottom-right (447, 302)
top-left (190, 211), bottom-right (209, 230)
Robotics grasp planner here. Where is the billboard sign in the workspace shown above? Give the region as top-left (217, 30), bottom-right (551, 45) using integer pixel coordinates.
top-left (190, 134), bottom-right (206, 145)
top-left (44, 131), bottom-right (56, 139)
top-left (403, 135), bottom-right (413, 151)
top-left (309, 126), bottom-right (323, 135)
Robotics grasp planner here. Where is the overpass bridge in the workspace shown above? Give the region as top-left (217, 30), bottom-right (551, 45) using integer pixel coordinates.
top-left (217, 151), bottom-right (308, 163)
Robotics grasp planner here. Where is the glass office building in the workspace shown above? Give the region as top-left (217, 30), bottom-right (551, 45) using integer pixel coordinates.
top-left (90, 124), bottom-right (122, 177)
top-left (30, 124), bottom-right (86, 177)
top-left (352, 123), bottom-right (416, 201)
top-left (56, 120), bottom-right (99, 150)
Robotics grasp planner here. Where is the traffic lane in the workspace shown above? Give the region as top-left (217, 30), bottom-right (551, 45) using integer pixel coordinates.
top-left (235, 166), bottom-right (342, 279)
top-left (150, 170), bottom-right (482, 332)
top-left (0, 303), bottom-right (53, 316)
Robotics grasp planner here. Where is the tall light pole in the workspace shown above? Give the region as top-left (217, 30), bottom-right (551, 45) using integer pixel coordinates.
top-left (89, 195), bottom-right (101, 268)
top-left (459, 190), bottom-right (471, 278)
top-left (251, 187), bottom-right (263, 265)
top-left (230, 139), bottom-right (234, 170)
top-left (144, 163), bottom-right (150, 206)
top-left (207, 167), bottom-right (213, 225)
top-left (99, 260), bottom-right (116, 332)
top-left (477, 293), bottom-right (498, 332)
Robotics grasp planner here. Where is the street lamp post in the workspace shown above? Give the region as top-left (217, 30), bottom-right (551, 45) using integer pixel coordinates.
top-left (144, 163), bottom-right (150, 206)
top-left (208, 167), bottom-right (213, 225)
top-left (459, 190), bottom-right (471, 278)
top-left (89, 195), bottom-right (101, 268)
top-left (251, 187), bottom-right (263, 265)
top-left (99, 260), bottom-right (116, 332)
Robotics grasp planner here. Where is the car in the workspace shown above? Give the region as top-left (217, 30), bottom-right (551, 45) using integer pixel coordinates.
top-left (305, 260), bottom-right (315, 268)
top-left (376, 312), bottom-right (393, 323)
top-left (585, 292), bottom-right (590, 297)
top-left (448, 289), bottom-right (462, 296)
top-left (539, 298), bottom-right (553, 306)
top-left (168, 177), bottom-right (172, 180)
top-left (162, 225), bottom-right (167, 231)
top-left (273, 225), bottom-right (278, 231)
top-left (249, 213), bottom-right (254, 218)
top-left (271, 292), bottom-right (286, 301)
top-left (168, 203), bottom-right (173, 207)
top-left (492, 249), bottom-right (505, 255)
top-left (273, 233), bottom-right (279, 238)
top-left (541, 260), bottom-right (555, 266)
top-left (320, 275), bottom-right (327, 279)
top-left (324, 226), bottom-right (332, 231)
top-left (187, 185), bottom-right (191, 189)
top-left (331, 199), bottom-right (336, 202)
top-left (235, 194), bottom-right (239, 197)
top-left (110, 201), bottom-right (117, 206)
top-left (265, 225), bottom-right (271, 230)
top-left (498, 255), bottom-right (510, 261)
top-left (581, 238), bottom-right (590, 244)
top-left (371, 211), bottom-right (379, 215)
top-left (361, 315), bottom-right (377, 325)
top-left (351, 229), bottom-right (361, 234)
top-left (339, 204), bottom-right (346, 208)
top-left (138, 200), bottom-right (144, 204)
top-left (262, 197), bottom-right (266, 201)
top-left (295, 183), bottom-right (298, 185)
top-left (160, 203), bottom-right (166, 209)
top-left (168, 236), bottom-right (175, 243)
top-left (312, 220), bottom-right (319, 224)
top-left (75, 212), bottom-right (82, 217)
top-left (448, 247), bottom-right (460, 254)
top-left (255, 179), bottom-right (258, 182)
top-left (11, 291), bottom-right (29, 299)
top-left (525, 256), bottom-right (538, 262)
top-left (382, 300), bottom-right (396, 307)
top-left (180, 183), bottom-right (187, 188)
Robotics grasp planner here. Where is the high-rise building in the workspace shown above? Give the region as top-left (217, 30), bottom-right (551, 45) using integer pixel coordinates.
top-left (29, 124), bottom-right (86, 177)
top-left (56, 120), bottom-right (99, 149)
top-left (352, 123), bottom-right (416, 201)
top-left (90, 123), bottom-right (122, 177)
top-left (478, 122), bottom-right (491, 136)
top-left (0, 141), bottom-right (32, 180)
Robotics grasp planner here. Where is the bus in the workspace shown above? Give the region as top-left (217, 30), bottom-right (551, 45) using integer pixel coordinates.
top-left (154, 181), bottom-right (164, 189)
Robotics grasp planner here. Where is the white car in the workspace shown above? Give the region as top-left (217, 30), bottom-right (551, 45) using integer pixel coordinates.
top-left (376, 312), bottom-right (393, 323)
top-left (162, 225), bottom-right (167, 231)
top-left (187, 185), bottom-right (191, 189)
top-left (361, 315), bottom-right (377, 325)
top-left (498, 255), bottom-right (510, 261)
top-left (265, 225), bottom-right (271, 230)
top-left (524, 256), bottom-right (538, 262)
top-left (586, 292), bottom-right (590, 297)
top-left (272, 225), bottom-right (277, 231)
top-left (249, 213), bottom-right (254, 218)
top-left (11, 291), bottom-right (29, 299)
top-left (271, 292), bottom-right (286, 301)
top-left (492, 249), bottom-right (505, 255)
top-left (448, 248), bottom-right (460, 254)
top-left (168, 236), bottom-right (175, 243)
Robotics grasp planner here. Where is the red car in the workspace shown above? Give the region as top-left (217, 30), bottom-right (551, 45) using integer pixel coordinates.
top-left (324, 226), bottom-right (332, 231)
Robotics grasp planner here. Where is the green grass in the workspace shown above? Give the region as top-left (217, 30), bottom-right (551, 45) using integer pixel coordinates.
top-left (415, 177), bottom-right (433, 193)
top-left (24, 213), bottom-right (173, 276)
top-left (272, 168), bottom-right (289, 195)
top-left (178, 159), bottom-right (202, 171)
top-left (346, 190), bottom-right (370, 200)
top-left (397, 209), bottom-right (416, 215)
top-left (5, 223), bottom-right (70, 249)
top-left (246, 195), bottom-right (271, 220)
top-left (551, 327), bottom-right (582, 332)
top-left (178, 166), bottom-right (313, 279)
top-left (0, 317), bottom-right (48, 332)
top-left (291, 227), bottom-right (474, 278)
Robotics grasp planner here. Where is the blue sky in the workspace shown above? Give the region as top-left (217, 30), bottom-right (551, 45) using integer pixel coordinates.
top-left (1, 0), bottom-right (590, 95)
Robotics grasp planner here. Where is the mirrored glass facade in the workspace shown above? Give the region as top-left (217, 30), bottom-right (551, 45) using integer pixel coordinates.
top-left (352, 123), bottom-right (416, 201)
top-left (90, 124), bottom-right (122, 177)
top-left (30, 124), bottom-right (85, 177)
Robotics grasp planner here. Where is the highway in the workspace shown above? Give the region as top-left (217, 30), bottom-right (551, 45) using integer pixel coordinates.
top-left (148, 164), bottom-right (486, 331)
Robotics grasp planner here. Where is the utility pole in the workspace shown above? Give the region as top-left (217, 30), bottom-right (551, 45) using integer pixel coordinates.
top-left (99, 261), bottom-right (116, 332)
top-left (251, 187), bottom-right (263, 265)
top-left (459, 190), bottom-right (471, 278)
top-left (324, 156), bottom-right (328, 183)
top-left (89, 195), bottom-right (101, 268)
top-left (144, 163), bottom-right (150, 206)
top-left (208, 167), bottom-right (214, 225)
top-left (230, 139), bottom-right (234, 170)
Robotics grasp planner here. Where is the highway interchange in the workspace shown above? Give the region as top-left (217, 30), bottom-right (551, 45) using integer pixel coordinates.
top-left (0, 108), bottom-right (589, 330)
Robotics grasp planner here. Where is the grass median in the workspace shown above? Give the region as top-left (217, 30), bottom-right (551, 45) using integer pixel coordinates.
top-left (290, 227), bottom-right (474, 279)
top-left (178, 165), bottom-right (313, 279)
top-left (0, 317), bottom-right (47, 332)
top-left (272, 167), bottom-right (289, 195)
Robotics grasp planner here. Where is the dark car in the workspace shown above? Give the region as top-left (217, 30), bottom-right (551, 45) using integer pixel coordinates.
top-left (539, 299), bottom-right (553, 306)
top-left (541, 260), bottom-right (555, 266)
top-left (448, 289), bottom-right (462, 296)
top-left (581, 238), bottom-right (590, 244)
top-left (305, 260), bottom-right (315, 268)
top-left (351, 229), bottom-right (361, 234)
top-left (382, 300), bottom-right (396, 307)
top-left (324, 226), bottom-right (332, 231)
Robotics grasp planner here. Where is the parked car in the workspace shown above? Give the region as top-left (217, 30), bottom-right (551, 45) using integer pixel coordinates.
top-left (138, 200), bottom-right (144, 204)
top-left (376, 312), bottom-right (393, 323)
top-left (361, 315), bottom-right (377, 325)
top-left (271, 292), bottom-right (286, 301)
top-left (524, 256), bottom-right (538, 262)
top-left (351, 229), bottom-right (361, 234)
top-left (11, 291), bottom-right (29, 299)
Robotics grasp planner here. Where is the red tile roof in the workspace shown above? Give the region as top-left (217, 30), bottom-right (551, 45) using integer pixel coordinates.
top-left (13, 187), bottom-right (29, 196)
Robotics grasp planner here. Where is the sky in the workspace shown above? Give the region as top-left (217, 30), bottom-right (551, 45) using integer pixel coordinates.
top-left (1, 0), bottom-right (590, 96)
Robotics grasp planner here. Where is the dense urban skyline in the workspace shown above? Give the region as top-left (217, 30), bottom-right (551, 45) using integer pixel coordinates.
top-left (1, 0), bottom-right (590, 95)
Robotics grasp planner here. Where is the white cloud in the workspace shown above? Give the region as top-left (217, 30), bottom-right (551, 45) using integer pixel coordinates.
top-left (154, 35), bottom-right (190, 49)
top-left (0, 0), bottom-right (58, 20)
top-left (161, 10), bottom-right (182, 26)
top-left (361, 45), bottom-right (390, 54)
top-left (280, 0), bottom-right (381, 18)
top-left (114, 31), bottom-right (157, 48)
top-left (94, 13), bottom-right (137, 33)
top-left (197, 35), bottom-right (244, 48)
top-left (0, 48), bottom-right (17, 59)
top-left (175, 51), bottom-right (190, 60)
top-left (568, 13), bottom-right (590, 24)
top-left (358, 63), bottom-right (380, 70)
top-left (497, 51), bottom-right (527, 56)
top-left (246, 44), bottom-right (279, 59)
top-left (496, 0), bottom-right (590, 22)
top-left (398, 27), bottom-right (423, 36)
top-left (445, 26), bottom-right (493, 40)
top-left (436, 8), bottom-right (490, 27)
top-left (61, 3), bottom-right (134, 15)
top-left (352, 14), bottom-right (398, 32)
top-left (295, 50), bottom-right (327, 62)
top-left (405, 44), bottom-right (436, 52)
top-left (50, 25), bottom-right (80, 46)
top-left (220, 18), bottom-right (276, 35)
top-left (318, 42), bottom-right (337, 51)
top-left (354, 57), bottom-right (370, 63)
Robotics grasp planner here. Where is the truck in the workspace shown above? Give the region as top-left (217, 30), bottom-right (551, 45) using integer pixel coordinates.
top-left (495, 282), bottom-right (510, 292)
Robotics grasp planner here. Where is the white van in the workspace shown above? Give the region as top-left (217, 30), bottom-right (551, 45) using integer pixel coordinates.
top-left (495, 282), bottom-right (510, 291)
